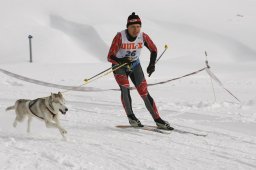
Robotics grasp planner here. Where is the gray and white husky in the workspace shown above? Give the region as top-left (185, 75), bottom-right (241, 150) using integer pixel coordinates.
top-left (6, 92), bottom-right (68, 139)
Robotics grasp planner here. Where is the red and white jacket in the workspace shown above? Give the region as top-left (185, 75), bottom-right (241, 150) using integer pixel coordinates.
top-left (107, 31), bottom-right (157, 65)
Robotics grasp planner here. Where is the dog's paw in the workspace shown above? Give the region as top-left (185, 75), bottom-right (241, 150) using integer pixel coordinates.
top-left (62, 136), bottom-right (68, 141)
top-left (13, 122), bottom-right (17, 128)
top-left (61, 128), bottom-right (67, 134)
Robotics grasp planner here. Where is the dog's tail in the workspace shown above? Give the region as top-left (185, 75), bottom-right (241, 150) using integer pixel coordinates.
top-left (6, 106), bottom-right (15, 111)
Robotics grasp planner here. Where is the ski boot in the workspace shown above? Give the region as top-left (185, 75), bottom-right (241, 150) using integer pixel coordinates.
top-left (127, 114), bottom-right (143, 127)
top-left (155, 117), bottom-right (174, 130)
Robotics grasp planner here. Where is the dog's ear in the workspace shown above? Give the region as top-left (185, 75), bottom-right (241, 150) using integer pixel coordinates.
top-left (58, 91), bottom-right (63, 97)
top-left (51, 93), bottom-right (54, 100)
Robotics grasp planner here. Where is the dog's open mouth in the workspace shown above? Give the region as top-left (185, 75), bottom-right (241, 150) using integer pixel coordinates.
top-left (59, 109), bottom-right (66, 115)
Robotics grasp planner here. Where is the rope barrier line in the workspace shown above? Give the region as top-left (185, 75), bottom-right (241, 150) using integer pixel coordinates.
top-left (0, 66), bottom-right (206, 92)
top-left (205, 51), bottom-right (217, 102)
top-left (109, 66), bottom-right (241, 103)
top-left (0, 68), bottom-right (105, 92)
top-left (108, 67), bottom-right (207, 91)
top-left (205, 68), bottom-right (240, 103)
top-left (147, 67), bottom-right (207, 87)
top-left (0, 66), bottom-right (241, 103)
top-left (0, 64), bottom-right (128, 93)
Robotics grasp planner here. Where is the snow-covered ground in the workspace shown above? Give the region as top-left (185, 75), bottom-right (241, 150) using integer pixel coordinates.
top-left (1, 0), bottom-right (256, 169)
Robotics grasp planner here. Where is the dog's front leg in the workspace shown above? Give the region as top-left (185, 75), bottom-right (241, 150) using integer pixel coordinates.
top-left (13, 117), bottom-right (18, 128)
top-left (27, 116), bottom-right (32, 133)
top-left (45, 120), bottom-right (67, 138)
top-left (53, 116), bottom-right (67, 134)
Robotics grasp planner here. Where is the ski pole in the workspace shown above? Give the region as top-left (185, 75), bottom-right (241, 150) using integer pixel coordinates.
top-left (61, 63), bottom-right (128, 94)
top-left (156, 44), bottom-right (168, 64)
top-left (84, 65), bottom-right (116, 83)
top-left (84, 63), bottom-right (127, 85)
top-left (149, 44), bottom-right (168, 77)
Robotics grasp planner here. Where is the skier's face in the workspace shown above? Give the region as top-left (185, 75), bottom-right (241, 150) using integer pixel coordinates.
top-left (127, 24), bottom-right (141, 37)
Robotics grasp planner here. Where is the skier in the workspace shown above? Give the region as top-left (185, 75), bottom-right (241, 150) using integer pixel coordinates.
top-left (107, 12), bottom-right (173, 130)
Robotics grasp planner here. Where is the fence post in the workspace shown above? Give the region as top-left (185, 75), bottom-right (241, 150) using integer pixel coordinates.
top-left (28, 35), bottom-right (33, 63)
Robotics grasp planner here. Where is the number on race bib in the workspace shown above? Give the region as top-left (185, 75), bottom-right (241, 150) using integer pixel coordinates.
top-left (125, 50), bottom-right (136, 57)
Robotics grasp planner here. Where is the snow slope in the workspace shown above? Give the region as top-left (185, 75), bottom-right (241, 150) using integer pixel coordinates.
top-left (1, 0), bottom-right (256, 169)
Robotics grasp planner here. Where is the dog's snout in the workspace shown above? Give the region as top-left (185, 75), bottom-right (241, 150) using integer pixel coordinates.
top-left (65, 108), bottom-right (68, 112)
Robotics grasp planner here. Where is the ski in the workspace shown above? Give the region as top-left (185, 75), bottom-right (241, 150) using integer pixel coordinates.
top-left (174, 128), bottom-right (207, 137)
top-left (116, 125), bottom-right (172, 134)
top-left (116, 125), bottom-right (207, 137)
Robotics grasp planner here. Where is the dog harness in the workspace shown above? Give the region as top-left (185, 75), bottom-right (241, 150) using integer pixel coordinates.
top-left (28, 98), bottom-right (56, 119)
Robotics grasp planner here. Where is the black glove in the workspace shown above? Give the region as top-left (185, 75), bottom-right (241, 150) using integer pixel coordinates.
top-left (147, 64), bottom-right (155, 77)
